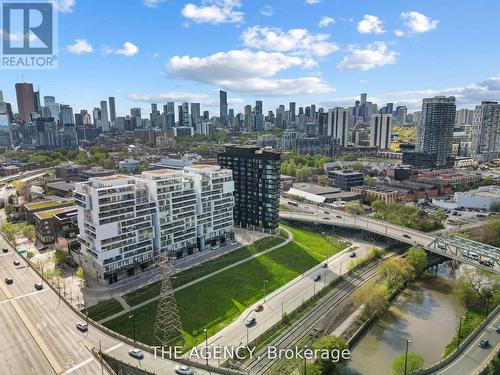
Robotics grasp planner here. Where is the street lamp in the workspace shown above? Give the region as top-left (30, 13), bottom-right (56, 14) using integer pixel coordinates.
top-left (204, 328), bottom-right (208, 366)
top-left (457, 314), bottom-right (466, 349)
top-left (263, 279), bottom-right (269, 302)
top-left (403, 339), bottom-right (411, 375)
top-left (129, 314), bottom-right (136, 343)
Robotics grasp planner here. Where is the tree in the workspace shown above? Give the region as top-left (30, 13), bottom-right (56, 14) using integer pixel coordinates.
top-left (454, 269), bottom-right (499, 311)
top-left (365, 176), bottom-right (377, 187)
top-left (12, 180), bottom-right (29, 197)
top-left (53, 248), bottom-right (68, 268)
top-left (296, 166), bottom-right (312, 182)
top-left (391, 352), bottom-right (425, 375)
top-left (311, 335), bottom-right (350, 374)
top-left (352, 281), bottom-right (388, 318)
top-left (351, 162), bottom-right (364, 171)
top-left (405, 247), bottom-right (428, 277)
top-left (4, 203), bottom-right (14, 218)
top-left (371, 199), bottom-right (385, 212)
top-left (21, 224), bottom-right (35, 242)
top-left (76, 266), bottom-right (85, 285)
top-left (345, 202), bottom-right (363, 215)
top-left (380, 258), bottom-right (414, 291)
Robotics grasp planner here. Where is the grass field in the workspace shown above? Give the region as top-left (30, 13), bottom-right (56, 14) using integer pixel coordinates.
top-left (124, 235), bottom-right (287, 307)
top-left (103, 225), bottom-right (348, 349)
top-left (86, 298), bottom-right (124, 321)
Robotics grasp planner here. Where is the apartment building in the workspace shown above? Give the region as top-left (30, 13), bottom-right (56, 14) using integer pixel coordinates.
top-left (74, 166), bottom-right (234, 285)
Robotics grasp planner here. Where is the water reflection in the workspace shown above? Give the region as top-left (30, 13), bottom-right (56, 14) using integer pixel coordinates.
top-left (344, 262), bottom-right (464, 375)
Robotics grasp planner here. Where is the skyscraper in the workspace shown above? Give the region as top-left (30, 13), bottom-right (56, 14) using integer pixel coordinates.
top-left (179, 102), bottom-right (190, 127)
top-left (327, 108), bottom-right (351, 147)
top-left (220, 90), bottom-right (228, 128)
top-left (254, 100), bottom-right (264, 131)
top-left (244, 105), bottom-right (252, 132)
top-left (100, 100), bottom-right (110, 131)
top-left (190, 103), bottom-right (201, 132)
top-left (108, 97), bottom-right (116, 121)
top-left (417, 96), bottom-right (456, 168)
top-left (289, 102), bottom-right (296, 123)
top-left (471, 101), bottom-right (500, 161)
top-left (15, 83), bottom-right (35, 122)
top-left (166, 102), bottom-right (175, 129)
top-left (370, 113), bottom-right (392, 149)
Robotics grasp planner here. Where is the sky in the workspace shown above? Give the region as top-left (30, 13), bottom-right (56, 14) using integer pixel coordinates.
top-left (1, 0), bottom-right (500, 117)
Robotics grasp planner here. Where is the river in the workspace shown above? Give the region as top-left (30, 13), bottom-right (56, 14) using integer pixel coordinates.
top-left (344, 262), bottom-right (465, 375)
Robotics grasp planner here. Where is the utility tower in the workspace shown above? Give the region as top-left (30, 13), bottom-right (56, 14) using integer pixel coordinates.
top-left (153, 253), bottom-right (184, 347)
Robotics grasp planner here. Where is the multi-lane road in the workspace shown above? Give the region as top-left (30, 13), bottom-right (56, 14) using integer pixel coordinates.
top-left (0, 234), bottom-right (214, 375)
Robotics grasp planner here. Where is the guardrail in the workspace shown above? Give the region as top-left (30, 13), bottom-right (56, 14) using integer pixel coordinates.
top-left (412, 304), bottom-right (500, 375)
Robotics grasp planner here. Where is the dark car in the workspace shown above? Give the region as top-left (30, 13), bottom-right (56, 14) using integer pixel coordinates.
top-left (245, 316), bottom-right (256, 327)
top-left (322, 217), bottom-right (330, 220)
top-left (403, 234), bottom-right (411, 239)
top-left (34, 282), bottom-right (43, 291)
top-left (2, 247), bottom-right (8, 253)
top-left (350, 252), bottom-right (357, 258)
top-left (495, 325), bottom-right (500, 334)
top-left (254, 304), bottom-right (264, 312)
top-left (479, 339), bottom-right (490, 349)
top-left (313, 274), bottom-right (321, 282)
top-left (336, 215), bottom-right (342, 219)
top-left (321, 263), bottom-right (328, 268)
top-left (5, 277), bottom-right (13, 285)
top-left (13, 260), bottom-right (20, 266)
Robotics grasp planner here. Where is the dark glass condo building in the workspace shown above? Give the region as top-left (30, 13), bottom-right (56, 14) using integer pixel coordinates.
top-left (218, 146), bottom-right (281, 233)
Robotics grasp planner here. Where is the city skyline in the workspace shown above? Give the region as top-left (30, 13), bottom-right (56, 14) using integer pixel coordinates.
top-left (1, 0), bottom-right (500, 115)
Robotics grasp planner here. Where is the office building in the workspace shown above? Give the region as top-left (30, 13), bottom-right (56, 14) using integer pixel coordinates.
top-left (327, 107), bottom-right (351, 147)
top-left (370, 113), bottom-right (392, 149)
top-left (190, 103), bottom-right (201, 133)
top-left (166, 102), bottom-right (175, 129)
top-left (254, 101), bottom-right (264, 131)
top-left (329, 169), bottom-right (364, 190)
top-left (15, 83), bottom-right (36, 122)
top-left (471, 101), bottom-right (500, 161)
top-left (416, 96), bottom-right (456, 168)
top-left (220, 90), bottom-right (228, 128)
top-left (218, 146), bottom-right (280, 233)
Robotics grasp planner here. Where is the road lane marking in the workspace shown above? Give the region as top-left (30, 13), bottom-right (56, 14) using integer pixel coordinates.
top-left (0, 290), bottom-right (48, 305)
top-left (64, 342), bottom-right (124, 374)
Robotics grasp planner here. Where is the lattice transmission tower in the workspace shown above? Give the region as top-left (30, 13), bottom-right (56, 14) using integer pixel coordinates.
top-left (153, 252), bottom-right (184, 347)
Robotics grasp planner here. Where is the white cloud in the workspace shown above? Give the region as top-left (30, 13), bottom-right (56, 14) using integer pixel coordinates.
top-left (260, 5), bottom-right (273, 17)
top-left (55, 0), bottom-right (76, 13)
top-left (321, 75), bottom-right (500, 111)
top-left (182, 0), bottom-right (244, 24)
top-left (142, 0), bottom-right (162, 7)
top-left (401, 11), bottom-right (439, 33)
top-left (104, 42), bottom-right (139, 57)
top-left (66, 39), bottom-right (93, 54)
top-left (337, 42), bottom-right (397, 71)
top-left (241, 26), bottom-right (339, 57)
top-left (128, 91), bottom-right (243, 106)
top-left (166, 49), bottom-right (334, 96)
top-left (318, 16), bottom-right (335, 28)
top-left (357, 14), bottom-right (385, 34)
top-left (305, 0), bottom-right (320, 4)
top-left (394, 29), bottom-right (405, 37)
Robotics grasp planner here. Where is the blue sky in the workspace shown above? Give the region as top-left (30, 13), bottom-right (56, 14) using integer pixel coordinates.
top-left (2, 0), bottom-right (500, 116)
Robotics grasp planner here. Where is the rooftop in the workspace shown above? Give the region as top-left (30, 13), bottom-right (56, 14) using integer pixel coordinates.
top-left (34, 206), bottom-right (77, 220)
top-left (291, 182), bottom-right (341, 196)
top-left (25, 199), bottom-right (74, 211)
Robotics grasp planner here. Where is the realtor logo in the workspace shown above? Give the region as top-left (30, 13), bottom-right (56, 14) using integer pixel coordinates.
top-left (1, 0), bottom-right (58, 69)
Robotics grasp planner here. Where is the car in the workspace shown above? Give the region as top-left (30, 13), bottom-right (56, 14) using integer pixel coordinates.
top-left (245, 316), bottom-right (256, 327)
top-left (175, 365), bottom-right (194, 375)
top-left (479, 339), bottom-right (490, 349)
top-left (76, 321), bottom-right (88, 332)
top-left (212, 245), bottom-right (220, 250)
top-left (13, 260), bottom-right (20, 266)
top-left (230, 241), bottom-right (238, 246)
top-left (128, 348), bottom-right (144, 359)
top-left (34, 282), bottom-right (43, 291)
top-left (2, 247), bottom-right (8, 253)
top-left (495, 325), bottom-right (500, 334)
top-left (349, 252), bottom-right (357, 258)
top-left (403, 234), bottom-right (411, 239)
top-left (254, 304), bottom-right (264, 312)
top-left (324, 211), bottom-right (329, 214)
top-left (322, 217), bottom-right (330, 220)
top-left (321, 262), bottom-right (328, 268)
top-left (5, 277), bottom-right (13, 285)
top-left (336, 215), bottom-right (342, 219)
top-left (313, 274), bottom-right (321, 282)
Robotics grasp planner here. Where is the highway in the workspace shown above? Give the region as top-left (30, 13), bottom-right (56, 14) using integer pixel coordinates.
top-left (279, 203), bottom-right (500, 273)
top-left (436, 312), bottom-right (500, 375)
top-left (0, 234), bottom-right (215, 375)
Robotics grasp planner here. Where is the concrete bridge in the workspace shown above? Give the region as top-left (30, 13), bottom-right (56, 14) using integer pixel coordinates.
top-left (280, 209), bottom-right (500, 274)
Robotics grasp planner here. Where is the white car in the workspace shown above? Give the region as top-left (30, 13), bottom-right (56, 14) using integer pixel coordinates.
top-left (76, 321), bottom-right (88, 331)
top-left (175, 365), bottom-right (194, 375)
top-left (128, 348), bottom-right (144, 359)
top-left (212, 245), bottom-right (220, 250)
top-left (230, 241), bottom-right (238, 246)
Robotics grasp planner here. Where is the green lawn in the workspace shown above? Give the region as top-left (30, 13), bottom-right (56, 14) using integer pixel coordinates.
top-left (124, 235), bottom-right (287, 307)
top-left (86, 298), bottom-right (124, 321)
top-left (282, 224), bottom-right (349, 259)
top-left (444, 310), bottom-right (484, 357)
top-left (104, 226), bottom-right (348, 349)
